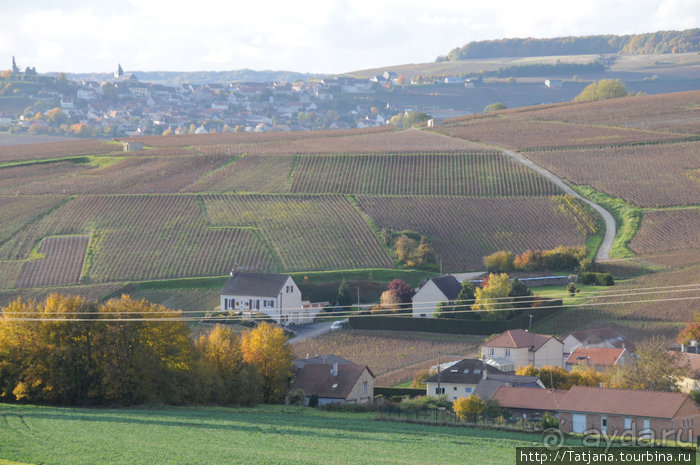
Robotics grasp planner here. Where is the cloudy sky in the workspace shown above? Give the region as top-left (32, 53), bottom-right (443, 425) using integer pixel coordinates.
top-left (1, 0), bottom-right (697, 74)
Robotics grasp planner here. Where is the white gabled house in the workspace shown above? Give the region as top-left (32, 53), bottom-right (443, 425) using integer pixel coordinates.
top-left (220, 272), bottom-right (308, 325)
top-left (412, 275), bottom-right (462, 318)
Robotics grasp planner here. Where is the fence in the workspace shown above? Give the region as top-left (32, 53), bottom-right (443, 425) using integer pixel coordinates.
top-left (376, 406), bottom-right (542, 432)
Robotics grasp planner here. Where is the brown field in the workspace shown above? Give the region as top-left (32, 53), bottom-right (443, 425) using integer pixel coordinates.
top-left (508, 90), bottom-right (700, 134)
top-left (186, 154), bottom-right (294, 193)
top-left (290, 152), bottom-right (559, 196)
top-left (0, 283), bottom-right (127, 308)
top-left (197, 128), bottom-right (486, 155)
top-left (203, 194), bottom-right (394, 270)
top-left (524, 141), bottom-right (700, 207)
top-left (435, 117), bottom-right (689, 150)
top-left (291, 330), bottom-right (483, 386)
top-left (16, 235), bottom-right (90, 288)
top-left (357, 196), bottom-right (591, 271)
top-left (0, 195), bottom-right (274, 282)
top-left (0, 139), bottom-right (121, 162)
top-left (120, 126), bottom-right (391, 148)
top-left (0, 195), bottom-right (68, 243)
top-left (630, 209), bottom-right (700, 254)
top-left (0, 155), bottom-right (232, 195)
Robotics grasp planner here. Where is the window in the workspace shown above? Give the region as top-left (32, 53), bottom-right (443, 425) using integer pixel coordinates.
top-left (363, 381), bottom-right (368, 394)
top-left (473, 369), bottom-right (481, 375)
top-left (435, 387), bottom-right (445, 395)
top-left (624, 417), bottom-right (632, 430)
top-left (453, 386), bottom-right (457, 391)
top-left (505, 348), bottom-right (511, 357)
top-left (488, 348), bottom-right (494, 356)
top-left (465, 387), bottom-right (472, 394)
top-left (331, 383), bottom-right (339, 390)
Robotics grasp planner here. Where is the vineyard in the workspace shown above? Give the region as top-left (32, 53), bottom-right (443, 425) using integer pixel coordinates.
top-left (357, 196), bottom-right (590, 270)
top-left (630, 208), bottom-right (700, 254)
top-left (0, 138), bottom-right (121, 163)
top-left (187, 154), bottom-right (295, 193)
top-left (196, 127), bottom-right (486, 155)
top-left (16, 235), bottom-right (90, 288)
top-left (0, 195), bottom-right (274, 284)
top-left (202, 194), bottom-right (394, 270)
top-left (0, 155), bottom-right (233, 195)
top-left (0, 195), bottom-right (68, 243)
top-left (289, 152), bottom-right (560, 196)
top-left (435, 117), bottom-right (690, 150)
top-left (524, 141), bottom-right (700, 207)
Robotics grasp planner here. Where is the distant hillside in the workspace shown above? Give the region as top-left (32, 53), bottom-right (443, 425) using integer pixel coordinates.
top-left (439, 29), bottom-right (700, 62)
top-left (62, 69), bottom-right (321, 85)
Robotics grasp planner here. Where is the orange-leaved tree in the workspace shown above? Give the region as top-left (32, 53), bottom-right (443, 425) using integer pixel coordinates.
top-left (241, 322), bottom-right (294, 403)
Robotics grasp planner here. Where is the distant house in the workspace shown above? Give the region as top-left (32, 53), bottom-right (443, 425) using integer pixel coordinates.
top-left (558, 386), bottom-right (700, 441)
top-left (220, 272), bottom-right (308, 325)
top-left (289, 362), bottom-right (374, 406)
top-left (545, 79), bottom-right (563, 88)
top-left (563, 328), bottom-right (636, 356)
top-left (565, 347), bottom-right (633, 372)
top-left (424, 358), bottom-right (543, 402)
top-left (121, 141), bottom-right (143, 151)
top-left (444, 76), bottom-right (463, 84)
top-left (481, 329), bottom-right (564, 372)
top-left (412, 275), bottom-right (462, 318)
top-left (294, 354), bottom-right (355, 371)
top-left (492, 386), bottom-right (567, 420)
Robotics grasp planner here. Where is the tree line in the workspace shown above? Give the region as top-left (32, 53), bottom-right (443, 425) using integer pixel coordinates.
top-left (438, 29), bottom-right (700, 61)
top-left (0, 294), bottom-right (293, 406)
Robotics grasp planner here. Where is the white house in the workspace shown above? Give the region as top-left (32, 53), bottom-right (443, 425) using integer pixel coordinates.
top-left (481, 329), bottom-right (564, 372)
top-left (562, 327), bottom-right (635, 356)
top-left (412, 275), bottom-right (462, 318)
top-left (220, 272), bottom-right (307, 325)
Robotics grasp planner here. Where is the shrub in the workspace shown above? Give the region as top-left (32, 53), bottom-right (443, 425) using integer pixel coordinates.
top-left (542, 412), bottom-right (559, 429)
top-left (308, 393), bottom-right (319, 408)
top-left (453, 395), bottom-right (485, 421)
top-left (483, 251), bottom-right (514, 272)
top-left (285, 389), bottom-right (306, 406)
top-left (580, 272), bottom-right (614, 286)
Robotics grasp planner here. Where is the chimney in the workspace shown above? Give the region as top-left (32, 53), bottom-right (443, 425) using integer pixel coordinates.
top-left (331, 362), bottom-right (338, 376)
top-left (483, 369), bottom-right (488, 380)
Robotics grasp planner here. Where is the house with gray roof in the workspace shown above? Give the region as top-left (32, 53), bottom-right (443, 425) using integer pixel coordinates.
top-left (424, 358), bottom-right (544, 402)
top-left (289, 362), bottom-right (374, 406)
top-left (412, 275), bottom-right (463, 318)
top-left (220, 272), bottom-right (308, 325)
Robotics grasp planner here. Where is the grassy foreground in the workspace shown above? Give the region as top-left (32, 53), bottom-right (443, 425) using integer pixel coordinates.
top-left (0, 404), bottom-right (548, 465)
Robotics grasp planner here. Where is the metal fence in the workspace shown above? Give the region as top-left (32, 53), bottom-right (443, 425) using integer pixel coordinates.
top-left (376, 406), bottom-right (541, 431)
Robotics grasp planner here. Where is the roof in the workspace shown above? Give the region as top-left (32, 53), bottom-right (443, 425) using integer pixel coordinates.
top-left (424, 359), bottom-right (504, 385)
top-left (482, 329), bottom-right (559, 352)
top-left (472, 374), bottom-right (542, 400)
top-left (566, 347), bottom-right (626, 367)
top-left (289, 363), bottom-right (373, 399)
top-left (294, 354), bottom-right (355, 371)
top-left (558, 386), bottom-right (692, 419)
top-left (492, 386), bottom-right (567, 411)
top-left (567, 328), bottom-right (636, 352)
top-left (221, 272), bottom-right (291, 298)
top-left (674, 352), bottom-right (700, 378)
top-left (417, 275), bottom-right (462, 300)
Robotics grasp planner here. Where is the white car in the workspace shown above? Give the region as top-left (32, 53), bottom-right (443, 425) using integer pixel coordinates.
top-left (330, 320), bottom-right (344, 330)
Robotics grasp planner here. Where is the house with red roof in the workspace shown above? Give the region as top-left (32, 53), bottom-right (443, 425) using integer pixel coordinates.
top-left (492, 386), bottom-right (567, 420)
top-left (481, 329), bottom-right (564, 372)
top-left (565, 347), bottom-right (633, 372)
top-left (558, 386), bottom-right (700, 441)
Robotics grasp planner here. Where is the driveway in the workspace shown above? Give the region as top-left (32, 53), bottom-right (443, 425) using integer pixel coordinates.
top-left (288, 320), bottom-right (336, 343)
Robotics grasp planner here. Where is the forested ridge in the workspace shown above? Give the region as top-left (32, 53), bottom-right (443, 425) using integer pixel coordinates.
top-left (439, 28), bottom-right (700, 61)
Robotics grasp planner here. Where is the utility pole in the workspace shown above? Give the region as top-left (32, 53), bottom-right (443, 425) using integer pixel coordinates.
top-left (357, 286), bottom-right (360, 310)
top-left (528, 313), bottom-right (533, 331)
top-left (437, 350), bottom-right (441, 395)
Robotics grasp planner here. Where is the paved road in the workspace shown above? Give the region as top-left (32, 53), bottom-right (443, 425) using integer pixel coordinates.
top-left (500, 149), bottom-right (616, 260)
top-left (288, 320), bottom-right (336, 343)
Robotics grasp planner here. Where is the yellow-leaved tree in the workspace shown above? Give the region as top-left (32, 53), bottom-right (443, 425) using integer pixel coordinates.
top-left (471, 273), bottom-right (512, 320)
top-left (453, 395), bottom-right (485, 422)
top-left (241, 322), bottom-right (294, 403)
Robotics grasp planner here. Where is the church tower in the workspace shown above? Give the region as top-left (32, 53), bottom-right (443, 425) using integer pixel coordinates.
top-left (12, 56), bottom-right (19, 74)
top-left (114, 63), bottom-right (124, 78)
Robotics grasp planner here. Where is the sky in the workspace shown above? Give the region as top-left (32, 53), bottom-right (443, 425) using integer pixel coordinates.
top-left (1, 0), bottom-right (697, 74)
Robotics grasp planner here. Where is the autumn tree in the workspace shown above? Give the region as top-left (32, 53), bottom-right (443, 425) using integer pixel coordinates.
top-left (607, 337), bottom-right (686, 392)
top-left (45, 107), bottom-right (68, 125)
top-left (195, 325), bottom-right (261, 405)
top-left (241, 322), bottom-right (294, 403)
top-left (453, 395), bottom-right (485, 421)
top-left (677, 313), bottom-right (700, 346)
top-left (574, 79), bottom-right (628, 102)
top-left (379, 290), bottom-right (401, 312)
top-left (388, 279), bottom-right (415, 304)
top-left (472, 273), bottom-right (512, 319)
top-left (454, 281), bottom-right (477, 319)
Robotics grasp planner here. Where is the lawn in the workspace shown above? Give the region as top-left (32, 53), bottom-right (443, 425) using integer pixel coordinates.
top-left (0, 404), bottom-right (549, 465)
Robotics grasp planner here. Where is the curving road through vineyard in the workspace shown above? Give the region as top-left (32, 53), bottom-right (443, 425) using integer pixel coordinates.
top-left (499, 149), bottom-right (616, 260)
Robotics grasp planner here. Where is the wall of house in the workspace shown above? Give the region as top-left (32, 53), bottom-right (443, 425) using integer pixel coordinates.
top-left (279, 276), bottom-right (304, 324)
top-left (412, 280), bottom-right (445, 318)
top-left (425, 381), bottom-right (478, 401)
top-left (345, 368), bottom-right (375, 405)
top-left (481, 346), bottom-right (530, 371)
top-left (534, 338), bottom-right (564, 368)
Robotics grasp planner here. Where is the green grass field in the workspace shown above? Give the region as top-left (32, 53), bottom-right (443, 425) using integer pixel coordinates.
top-left (0, 404), bottom-right (550, 465)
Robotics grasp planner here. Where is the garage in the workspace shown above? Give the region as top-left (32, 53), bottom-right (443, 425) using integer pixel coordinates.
top-left (572, 414), bottom-right (587, 433)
